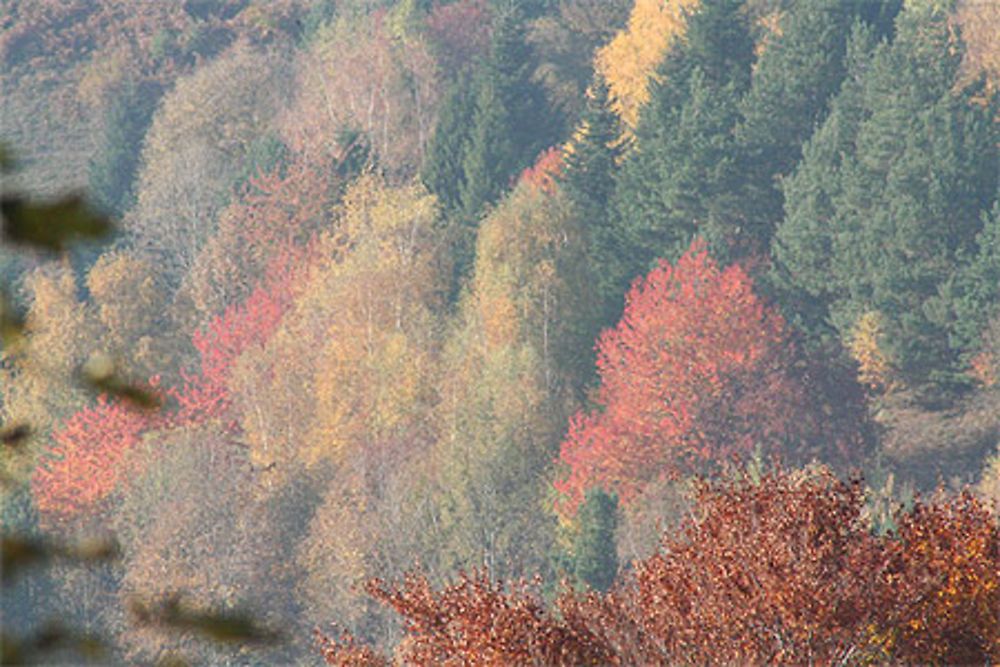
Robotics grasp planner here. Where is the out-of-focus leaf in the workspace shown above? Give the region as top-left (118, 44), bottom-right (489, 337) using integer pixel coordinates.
top-left (1, 632), bottom-right (22, 665)
top-left (1, 535), bottom-right (121, 585)
top-left (0, 423), bottom-right (32, 448)
top-left (131, 595), bottom-right (284, 645)
top-left (1, 536), bottom-right (48, 585)
top-left (74, 536), bottom-right (122, 561)
top-left (0, 290), bottom-right (26, 353)
top-left (1, 194), bottom-right (112, 252)
top-left (0, 144), bottom-right (13, 171)
top-left (156, 651), bottom-right (191, 667)
top-left (81, 353), bottom-right (162, 410)
top-left (1, 623), bottom-right (107, 665)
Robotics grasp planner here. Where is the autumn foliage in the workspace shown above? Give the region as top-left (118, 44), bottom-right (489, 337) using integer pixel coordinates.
top-left (33, 389), bottom-right (162, 522)
top-left (318, 467), bottom-right (1000, 665)
top-left (555, 240), bottom-right (798, 514)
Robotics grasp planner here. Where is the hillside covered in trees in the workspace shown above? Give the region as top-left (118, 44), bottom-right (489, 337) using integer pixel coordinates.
top-left (2, 0), bottom-right (1000, 663)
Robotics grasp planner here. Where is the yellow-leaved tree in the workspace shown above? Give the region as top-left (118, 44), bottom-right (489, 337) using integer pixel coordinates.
top-left (1, 265), bottom-right (93, 441)
top-left (86, 250), bottom-right (176, 380)
top-left (427, 167), bottom-right (597, 582)
top-left (128, 41), bottom-right (291, 283)
top-left (594, 0), bottom-right (698, 132)
top-left (283, 175), bottom-right (446, 646)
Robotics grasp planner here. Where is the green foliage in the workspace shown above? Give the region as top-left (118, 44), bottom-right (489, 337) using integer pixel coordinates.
top-left (611, 0), bottom-right (755, 279)
top-left (457, 1), bottom-right (557, 225)
top-left (735, 0), bottom-right (898, 254)
top-left (938, 202), bottom-right (1000, 363)
top-left (570, 487), bottom-right (618, 592)
top-left (87, 81), bottom-right (162, 219)
top-left (773, 4), bottom-right (1000, 391)
top-left (421, 72), bottom-right (476, 215)
top-left (560, 74), bottom-right (626, 330)
top-left (429, 183), bottom-right (590, 582)
top-left (233, 132), bottom-right (290, 193)
top-left (300, 0), bottom-right (339, 43)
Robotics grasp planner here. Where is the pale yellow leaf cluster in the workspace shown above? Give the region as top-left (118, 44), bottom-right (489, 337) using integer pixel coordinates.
top-left (286, 12), bottom-right (441, 176)
top-left (848, 311), bottom-right (897, 393)
top-left (955, 0), bottom-right (1000, 91)
top-left (594, 0), bottom-right (699, 132)
top-left (86, 250), bottom-right (171, 376)
top-left (1, 265), bottom-right (91, 434)
top-left (131, 41), bottom-right (291, 278)
top-left (231, 176), bottom-right (444, 478)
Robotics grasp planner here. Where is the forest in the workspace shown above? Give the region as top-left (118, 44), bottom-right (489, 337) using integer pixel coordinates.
top-left (1, 0), bottom-right (999, 663)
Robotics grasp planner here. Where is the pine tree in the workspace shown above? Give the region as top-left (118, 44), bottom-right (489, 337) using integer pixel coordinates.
top-left (457, 0), bottom-right (556, 225)
top-left (773, 4), bottom-right (1000, 391)
top-left (735, 0), bottom-right (900, 253)
top-left (770, 21), bottom-right (880, 339)
top-left (421, 71), bottom-right (477, 215)
top-left (571, 487), bottom-right (619, 592)
top-left (87, 80), bottom-right (162, 218)
top-left (611, 0), bottom-right (755, 279)
top-left (935, 201), bottom-right (1000, 370)
top-left (560, 74), bottom-right (627, 337)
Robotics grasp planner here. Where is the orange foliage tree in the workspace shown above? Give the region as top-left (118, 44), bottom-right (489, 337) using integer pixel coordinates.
top-left (555, 240), bottom-right (799, 515)
top-left (318, 467), bottom-right (1000, 664)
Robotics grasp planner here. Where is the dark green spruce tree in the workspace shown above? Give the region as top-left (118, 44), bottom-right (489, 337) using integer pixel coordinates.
top-left (560, 73), bottom-right (627, 338)
top-left (769, 21), bottom-right (881, 340)
top-left (570, 487), bottom-right (619, 592)
top-left (934, 201), bottom-right (1000, 370)
top-left (421, 71), bottom-right (477, 215)
top-left (424, 0), bottom-right (558, 297)
top-left (87, 80), bottom-right (162, 218)
top-left (773, 3), bottom-right (1000, 392)
top-left (735, 0), bottom-right (901, 255)
top-left (458, 0), bottom-right (556, 225)
top-left (611, 0), bottom-right (755, 284)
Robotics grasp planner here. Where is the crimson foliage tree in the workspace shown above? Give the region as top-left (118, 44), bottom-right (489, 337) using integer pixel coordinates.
top-left (555, 240), bottom-right (800, 515)
top-left (174, 248), bottom-right (305, 423)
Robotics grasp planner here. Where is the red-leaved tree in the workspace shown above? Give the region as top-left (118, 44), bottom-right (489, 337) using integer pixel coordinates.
top-left (555, 240), bottom-right (799, 515)
top-left (33, 387), bottom-right (162, 523)
top-left (174, 245), bottom-right (308, 423)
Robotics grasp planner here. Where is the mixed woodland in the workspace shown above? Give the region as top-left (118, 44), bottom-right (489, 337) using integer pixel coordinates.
top-left (2, 0), bottom-right (1000, 663)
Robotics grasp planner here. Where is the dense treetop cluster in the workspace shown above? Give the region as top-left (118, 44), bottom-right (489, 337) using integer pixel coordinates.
top-left (2, 0), bottom-right (999, 663)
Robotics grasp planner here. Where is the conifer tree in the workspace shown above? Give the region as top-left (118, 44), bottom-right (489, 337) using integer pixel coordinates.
top-left (421, 71), bottom-right (477, 215)
top-left (774, 4), bottom-right (1000, 391)
top-left (769, 21), bottom-right (880, 339)
top-left (735, 0), bottom-right (899, 252)
top-left (611, 0), bottom-right (755, 279)
top-left (571, 487), bottom-right (619, 592)
top-left (561, 74), bottom-right (625, 328)
top-left (457, 1), bottom-right (555, 226)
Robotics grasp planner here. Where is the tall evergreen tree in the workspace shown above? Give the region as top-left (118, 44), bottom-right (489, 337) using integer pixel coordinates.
top-left (611, 0), bottom-right (755, 285)
top-left (571, 487), bottom-right (619, 592)
top-left (421, 72), bottom-right (477, 215)
top-left (560, 74), bottom-right (626, 335)
top-left (769, 21), bottom-right (880, 339)
top-left (773, 4), bottom-right (1000, 391)
top-left (736, 0), bottom-right (901, 253)
top-left (87, 80), bottom-right (162, 218)
top-left (934, 201), bottom-right (1000, 369)
top-left (458, 0), bottom-right (556, 225)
